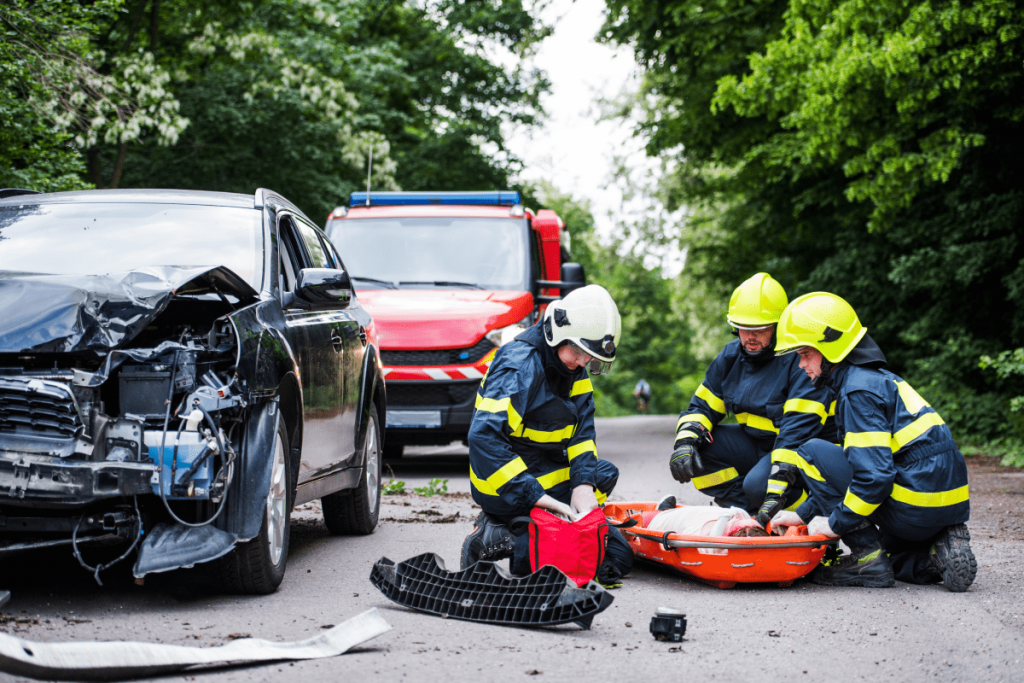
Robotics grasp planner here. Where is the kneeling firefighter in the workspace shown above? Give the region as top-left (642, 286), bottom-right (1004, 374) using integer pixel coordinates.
top-left (770, 293), bottom-right (976, 591)
top-left (461, 285), bottom-right (634, 585)
top-left (670, 273), bottom-right (836, 522)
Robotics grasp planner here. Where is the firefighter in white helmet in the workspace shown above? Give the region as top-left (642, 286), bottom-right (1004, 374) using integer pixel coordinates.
top-left (461, 285), bottom-right (633, 585)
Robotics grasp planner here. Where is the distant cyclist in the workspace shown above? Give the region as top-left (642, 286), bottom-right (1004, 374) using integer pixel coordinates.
top-left (633, 379), bottom-right (651, 414)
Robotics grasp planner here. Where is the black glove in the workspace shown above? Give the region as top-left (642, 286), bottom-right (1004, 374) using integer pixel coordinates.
top-left (754, 462), bottom-right (801, 526)
top-left (669, 442), bottom-right (704, 484)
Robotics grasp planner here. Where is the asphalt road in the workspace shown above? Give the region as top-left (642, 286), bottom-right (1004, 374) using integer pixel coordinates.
top-left (2, 416), bottom-right (1022, 682)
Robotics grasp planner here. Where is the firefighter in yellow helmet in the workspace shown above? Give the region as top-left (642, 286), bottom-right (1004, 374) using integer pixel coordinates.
top-left (769, 292), bottom-right (975, 591)
top-left (669, 274), bottom-right (836, 523)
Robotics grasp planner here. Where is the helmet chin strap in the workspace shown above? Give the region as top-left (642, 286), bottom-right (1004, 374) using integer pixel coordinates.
top-left (739, 331), bottom-right (777, 363)
top-left (812, 358), bottom-right (834, 390)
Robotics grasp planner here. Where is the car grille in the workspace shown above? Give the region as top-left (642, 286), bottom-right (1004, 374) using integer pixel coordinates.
top-left (0, 377), bottom-right (82, 439)
top-left (387, 382), bottom-right (480, 407)
top-left (380, 338), bottom-right (496, 367)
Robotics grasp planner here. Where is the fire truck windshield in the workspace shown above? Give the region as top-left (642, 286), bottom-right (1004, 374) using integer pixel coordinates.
top-left (327, 216), bottom-right (532, 291)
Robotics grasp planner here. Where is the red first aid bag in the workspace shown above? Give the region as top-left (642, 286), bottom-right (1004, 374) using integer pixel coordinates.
top-left (510, 508), bottom-right (613, 587)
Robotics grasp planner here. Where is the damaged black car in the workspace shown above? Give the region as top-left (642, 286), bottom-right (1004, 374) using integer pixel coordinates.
top-left (0, 188), bottom-right (386, 594)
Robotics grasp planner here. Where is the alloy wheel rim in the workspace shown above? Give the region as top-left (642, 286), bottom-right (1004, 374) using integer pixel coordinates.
top-left (365, 416), bottom-right (379, 515)
top-left (266, 432), bottom-right (287, 566)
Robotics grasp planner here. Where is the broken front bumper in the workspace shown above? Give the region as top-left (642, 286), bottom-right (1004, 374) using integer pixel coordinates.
top-left (0, 451), bottom-right (155, 508)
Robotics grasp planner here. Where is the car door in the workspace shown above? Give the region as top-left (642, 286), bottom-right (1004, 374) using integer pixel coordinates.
top-left (318, 232), bottom-right (365, 461)
top-left (278, 215), bottom-right (346, 484)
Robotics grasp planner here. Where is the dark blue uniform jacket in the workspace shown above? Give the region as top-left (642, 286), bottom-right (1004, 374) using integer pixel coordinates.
top-left (676, 339), bottom-right (836, 493)
top-left (468, 325), bottom-right (602, 517)
top-left (811, 363), bottom-right (970, 536)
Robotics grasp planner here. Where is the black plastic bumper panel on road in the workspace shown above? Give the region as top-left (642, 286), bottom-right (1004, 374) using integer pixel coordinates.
top-left (370, 552), bottom-right (614, 629)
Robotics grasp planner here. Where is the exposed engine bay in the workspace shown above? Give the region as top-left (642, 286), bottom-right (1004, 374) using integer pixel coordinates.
top-left (0, 266), bottom-right (265, 582)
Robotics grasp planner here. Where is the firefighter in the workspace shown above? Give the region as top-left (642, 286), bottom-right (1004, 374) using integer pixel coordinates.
top-left (460, 285), bottom-right (633, 585)
top-left (770, 292), bottom-right (975, 591)
top-left (670, 273), bottom-right (836, 522)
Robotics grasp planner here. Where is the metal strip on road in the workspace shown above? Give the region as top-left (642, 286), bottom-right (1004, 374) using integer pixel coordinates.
top-left (0, 608), bottom-right (391, 681)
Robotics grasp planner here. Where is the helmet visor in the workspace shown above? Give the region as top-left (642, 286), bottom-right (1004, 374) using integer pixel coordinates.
top-left (586, 358), bottom-right (614, 375)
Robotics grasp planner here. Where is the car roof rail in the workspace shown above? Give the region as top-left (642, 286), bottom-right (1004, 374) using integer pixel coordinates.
top-left (0, 188), bottom-right (41, 200)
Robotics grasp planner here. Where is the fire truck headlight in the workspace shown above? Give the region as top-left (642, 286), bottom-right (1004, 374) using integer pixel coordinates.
top-left (485, 316), bottom-right (531, 348)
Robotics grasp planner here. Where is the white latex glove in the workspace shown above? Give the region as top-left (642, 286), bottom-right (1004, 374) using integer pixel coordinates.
top-left (771, 510), bottom-right (805, 528)
top-left (535, 494), bottom-right (578, 522)
top-left (570, 484), bottom-right (599, 516)
top-left (807, 516), bottom-right (840, 538)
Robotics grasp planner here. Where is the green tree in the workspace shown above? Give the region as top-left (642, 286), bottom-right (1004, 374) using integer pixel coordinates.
top-left (603, 0), bottom-right (1024, 451)
top-left (82, 0), bottom-right (549, 222)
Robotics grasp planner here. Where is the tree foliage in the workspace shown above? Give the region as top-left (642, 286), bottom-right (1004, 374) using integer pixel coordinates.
top-left (603, 0), bottom-right (1024, 453)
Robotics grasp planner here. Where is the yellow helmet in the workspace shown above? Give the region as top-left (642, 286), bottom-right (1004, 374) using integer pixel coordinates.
top-left (727, 273), bottom-right (788, 329)
top-left (775, 292), bottom-right (867, 363)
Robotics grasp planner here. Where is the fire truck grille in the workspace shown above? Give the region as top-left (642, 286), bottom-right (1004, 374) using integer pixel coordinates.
top-left (0, 377), bottom-right (82, 438)
top-left (387, 382), bottom-right (480, 407)
top-left (380, 338), bottom-right (496, 367)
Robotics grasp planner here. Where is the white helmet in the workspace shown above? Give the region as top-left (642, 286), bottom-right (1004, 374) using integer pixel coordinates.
top-left (542, 284), bottom-right (622, 374)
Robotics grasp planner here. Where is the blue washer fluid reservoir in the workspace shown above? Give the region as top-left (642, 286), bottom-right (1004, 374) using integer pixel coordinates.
top-left (144, 430), bottom-right (213, 499)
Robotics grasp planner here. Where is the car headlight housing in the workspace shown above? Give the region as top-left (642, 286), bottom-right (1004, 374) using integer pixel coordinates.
top-left (485, 315), bottom-right (532, 348)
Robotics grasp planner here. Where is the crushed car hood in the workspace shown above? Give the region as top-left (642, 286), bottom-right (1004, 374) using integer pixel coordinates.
top-left (355, 289), bottom-right (534, 349)
top-left (0, 266), bottom-right (259, 354)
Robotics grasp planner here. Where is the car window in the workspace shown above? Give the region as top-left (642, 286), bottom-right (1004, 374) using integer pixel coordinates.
top-left (296, 221), bottom-right (328, 268)
top-left (278, 219), bottom-right (304, 295)
top-left (319, 233), bottom-right (344, 271)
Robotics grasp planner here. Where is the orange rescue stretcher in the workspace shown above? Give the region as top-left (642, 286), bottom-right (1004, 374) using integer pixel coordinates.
top-left (604, 501), bottom-right (840, 589)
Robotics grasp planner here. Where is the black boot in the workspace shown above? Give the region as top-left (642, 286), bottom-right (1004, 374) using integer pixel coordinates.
top-left (460, 512), bottom-right (514, 570)
top-left (928, 523), bottom-right (977, 592)
top-left (811, 522), bottom-right (895, 588)
top-left (755, 463), bottom-right (801, 526)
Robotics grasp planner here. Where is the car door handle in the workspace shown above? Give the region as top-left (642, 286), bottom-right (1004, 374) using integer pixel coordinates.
top-left (358, 327), bottom-right (367, 346)
top-left (331, 329), bottom-right (343, 353)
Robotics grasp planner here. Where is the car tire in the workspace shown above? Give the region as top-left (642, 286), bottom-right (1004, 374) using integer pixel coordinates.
top-left (217, 418), bottom-right (291, 594)
top-left (322, 404), bottom-right (382, 535)
top-left (383, 442), bottom-right (403, 459)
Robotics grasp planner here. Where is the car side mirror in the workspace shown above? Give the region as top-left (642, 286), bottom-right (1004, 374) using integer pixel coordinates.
top-left (295, 268), bottom-right (352, 307)
top-left (559, 262), bottom-right (586, 296)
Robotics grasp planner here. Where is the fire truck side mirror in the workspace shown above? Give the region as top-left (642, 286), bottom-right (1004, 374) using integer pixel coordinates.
top-left (560, 263), bottom-right (586, 296)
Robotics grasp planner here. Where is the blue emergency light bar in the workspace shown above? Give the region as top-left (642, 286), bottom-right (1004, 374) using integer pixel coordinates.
top-left (349, 191), bottom-right (521, 207)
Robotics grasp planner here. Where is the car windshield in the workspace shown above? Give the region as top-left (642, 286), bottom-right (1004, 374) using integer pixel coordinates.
top-left (325, 216), bottom-right (530, 290)
top-left (0, 202), bottom-right (263, 289)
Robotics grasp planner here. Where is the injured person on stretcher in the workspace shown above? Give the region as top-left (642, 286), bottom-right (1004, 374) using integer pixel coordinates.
top-left (644, 499), bottom-right (769, 538)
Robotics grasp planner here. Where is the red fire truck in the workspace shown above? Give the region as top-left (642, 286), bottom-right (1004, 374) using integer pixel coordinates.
top-left (324, 191), bottom-right (584, 457)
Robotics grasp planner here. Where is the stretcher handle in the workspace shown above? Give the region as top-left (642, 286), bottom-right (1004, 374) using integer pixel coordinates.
top-left (625, 529), bottom-right (840, 550)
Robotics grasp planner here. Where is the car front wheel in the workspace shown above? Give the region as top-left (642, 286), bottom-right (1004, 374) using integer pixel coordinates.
top-left (217, 417), bottom-right (291, 594)
top-left (322, 404), bottom-right (382, 535)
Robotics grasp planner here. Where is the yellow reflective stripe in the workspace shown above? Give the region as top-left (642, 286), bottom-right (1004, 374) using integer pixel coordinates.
top-left (785, 489), bottom-right (808, 511)
top-left (595, 488), bottom-right (608, 505)
top-left (772, 449), bottom-right (825, 482)
top-left (891, 412), bottom-right (945, 452)
top-left (567, 439), bottom-right (597, 461)
top-left (469, 457), bottom-right (529, 496)
top-left (692, 467), bottom-right (740, 490)
top-left (536, 467), bottom-right (570, 489)
top-left (512, 423), bottom-right (575, 443)
top-left (736, 412), bottom-right (779, 434)
top-left (784, 398), bottom-right (828, 424)
top-left (891, 483), bottom-right (968, 508)
top-left (894, 380), bottom-right (930, 415)
top-left (766, 480), bottom-right (788, 494)
top-left (677, 413), bottom-right (713, 433)
top-left (828, 401), bottom-right (836, 417)
top-left (570, 378), bottom-right (593, 397)
top-left (843, 489), bottom-right (881, 516)
top-left (474, 395), bottom-right (523, 432)
top-left (676, 430), bottom-right (699, 441)
top-left (695, 384), bottom-right (727, 415)
top-left (843, 431), bottom-right (891, 450)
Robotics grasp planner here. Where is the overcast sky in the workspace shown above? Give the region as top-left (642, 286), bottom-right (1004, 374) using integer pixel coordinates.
top-left (503, 0), bottom-right (642, 235)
